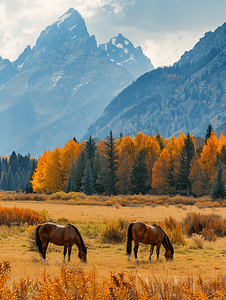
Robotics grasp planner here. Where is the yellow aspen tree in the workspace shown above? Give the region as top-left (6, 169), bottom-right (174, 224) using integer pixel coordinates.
top-left (166, 132), bottom-right (186, 182)
top-left (32, 150), bottom-right (50, 192)
top-left (152, 148), bottom-right (171, 194)
top-left (116, 135), bottom-right (133, 156)
top-left (199, 131), bottom-right (221, 183)
top-left (60, 139), bottom-right (81, 188)
top-left (190, 152), bottom-right (208, 196)
top-left (44, 147), bottom-right (65, 193)
top-left (96, 139), bottom-right (106, 157)
top-left (116, 148), bottom-right (133, 194)
top-left (130, 132), bottom-right (149, 159)
top-left (145, 135), bottom-right (161, 187)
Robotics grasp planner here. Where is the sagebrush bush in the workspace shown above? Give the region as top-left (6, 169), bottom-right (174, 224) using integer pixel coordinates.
top-left (159, 217), bottom-right (187, 246)
top-left (183, 212), bottom-right (226, 238)
top-left (191, 233), bottom-right (205, 248)
top-left (100, 218), bottom-right (129, 243)
top-left (0, 206), bottom-right (44, 226)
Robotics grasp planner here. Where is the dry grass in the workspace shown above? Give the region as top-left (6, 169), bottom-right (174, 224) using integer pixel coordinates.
top-left (2, 199), bottom-right (226, 223)
top-left (0, 199), bottom-right (226, 287)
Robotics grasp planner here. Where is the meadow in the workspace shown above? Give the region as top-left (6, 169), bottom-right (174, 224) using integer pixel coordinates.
top-left (1, 193), bottom-right (226, 298)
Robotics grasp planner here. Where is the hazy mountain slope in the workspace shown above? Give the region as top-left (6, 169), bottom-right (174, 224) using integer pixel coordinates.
top-left (0, 8), bottom-right (153, 157)
top-left (85, 22), bottom-right (226, 140)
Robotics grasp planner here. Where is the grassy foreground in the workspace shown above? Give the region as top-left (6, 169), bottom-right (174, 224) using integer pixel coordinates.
top-left (0, 198), bottom-right (226, 298)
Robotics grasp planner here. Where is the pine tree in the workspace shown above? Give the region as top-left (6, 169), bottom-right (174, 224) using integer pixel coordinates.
top-left (81, 159), bottom-right (96, 195)
top-left (156, 132), bottom-right (166, 151)
top-left (210, 161), bottom-right (226, 200)
top-left (167, 156), bottom-right (177, 196)
top-left (116, 148), bottom-right (132, 194)
top-left (25, 159), bottom-right (37, 193)
top-left (85, 135), bottom-right (96, 169)
top-left (131, 151), bottom-right (149, 194)
top-left (65, 173), bottom-right (74, 193)
top-left (93, 151), bottom-right (103, 193)
top-left (9, 151), bottom-right (17, 176)
top-left (178, 133), bottom-right (195, 196)
top-left (205, 124), bottom-right (213, 144)
top-left (71, 151), bottom-right (87, 192)
top-left (99, 131), bottom-right (118, 195)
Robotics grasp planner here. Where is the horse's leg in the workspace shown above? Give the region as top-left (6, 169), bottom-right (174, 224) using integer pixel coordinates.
top-left (156, 244), bottom-right (161, 261)
top-left (149, 245), bottom-right (155, 261)
top-left (63, 246), bottom-right (67, 263)
top-left (42, 241), bottom-right (49, 262)
top-left (68, 246), bottom-right (72, 262)
top-left (134, 241), bottom-right (139, 262)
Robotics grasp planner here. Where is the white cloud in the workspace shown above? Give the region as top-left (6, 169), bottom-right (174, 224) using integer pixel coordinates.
top-left (140, 31), bottom-right (202, 68)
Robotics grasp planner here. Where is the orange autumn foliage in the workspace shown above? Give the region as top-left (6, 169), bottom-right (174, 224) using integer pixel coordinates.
top-left (199, 131), bottom-right (221, 182)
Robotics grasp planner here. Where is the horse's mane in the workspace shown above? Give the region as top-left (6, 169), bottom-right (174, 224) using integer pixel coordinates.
top-left (68, 224), bottom-right (87, 253)
top-left (152, 224), bottom-right (174, 254)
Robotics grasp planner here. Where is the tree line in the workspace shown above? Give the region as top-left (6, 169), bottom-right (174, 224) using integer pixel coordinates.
top-left (0, 152), bottom-right (37, 192)
top-left (30, 125), bottom-right (226, 199)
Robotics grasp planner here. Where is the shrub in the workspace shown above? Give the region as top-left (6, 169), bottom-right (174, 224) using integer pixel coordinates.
top-left (2, 261), bottom-right (226, 298)
top-left (57, 217), bottom-right (70, 224)
top-left (100, 218), bottom-right (129, 243)
top-left (159, 217), bottom-right (187, 246)
top-left (182, 212), bottom-right (226, 238)
top-left (200, 228), bottom-right (217, 241)
top-left (191, 233), bottom-right (205, 248)
top-left (0, 206), bottom-right (44, 226)
top-left (79, 222), bottom-right (105, 237)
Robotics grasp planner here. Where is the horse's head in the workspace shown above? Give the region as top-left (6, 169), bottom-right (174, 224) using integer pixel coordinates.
top-left (165, 249), bottom-right (173, 260)
top-left (79, 246), bottom-right (87, 263)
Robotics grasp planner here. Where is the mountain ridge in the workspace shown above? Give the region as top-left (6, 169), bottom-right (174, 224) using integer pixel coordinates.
top-left (85, 21), bottom-right (226, 141)
top-left (0, 8), bottom-right (154, 157)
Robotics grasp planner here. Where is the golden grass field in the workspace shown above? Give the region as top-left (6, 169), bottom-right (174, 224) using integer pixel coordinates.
top-left (1, 200), bottom-right (226, 287)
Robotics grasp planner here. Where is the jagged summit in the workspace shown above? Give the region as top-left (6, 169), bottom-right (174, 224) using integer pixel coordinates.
top-left (35, 8), bottom-right (89, 54)
top-left (100, 33), bottom-right (154, 78)
top-left (0, 8), bottom-right (155, 157)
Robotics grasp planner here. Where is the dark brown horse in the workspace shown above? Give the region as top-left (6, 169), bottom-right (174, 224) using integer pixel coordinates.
top-left (126, 221), bottom-right (174, 262)
top-left (36, 222), bottom-right (87, 263)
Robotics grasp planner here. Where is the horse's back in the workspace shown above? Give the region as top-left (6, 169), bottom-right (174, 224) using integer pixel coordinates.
top-left (131, 221), bottom-right (148, 241)
top-left (132, 222), bottom-right (165, 245)
top-left (39, 222), bottom-right (66, 245)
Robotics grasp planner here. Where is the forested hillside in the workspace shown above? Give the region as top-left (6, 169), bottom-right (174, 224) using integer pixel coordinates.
top-left (30, 126), bottom-right (225, 199)
top-left (85, 22), bottom-right (226, 141)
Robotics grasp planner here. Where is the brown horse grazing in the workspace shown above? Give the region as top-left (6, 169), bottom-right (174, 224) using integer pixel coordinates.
top-left (36, 222), bottom-right (87, 263)
top-left (126, 221), bottom-right (174, 262)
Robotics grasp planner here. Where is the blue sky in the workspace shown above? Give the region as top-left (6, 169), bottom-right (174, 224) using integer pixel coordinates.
top-left (0, 0), bottom-right (226, 67)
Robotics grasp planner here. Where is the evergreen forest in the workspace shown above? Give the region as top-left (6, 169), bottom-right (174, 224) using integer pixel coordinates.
top-left (26, 125), bottom-right (226, 200)
top-left (0, 152), bottom-right (37, 192)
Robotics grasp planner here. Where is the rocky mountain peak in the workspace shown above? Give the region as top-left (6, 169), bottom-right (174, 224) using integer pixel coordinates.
top-left (99, 33), bottom-right (154, 78)
top-left (34, 8), bottom-right (89, 55)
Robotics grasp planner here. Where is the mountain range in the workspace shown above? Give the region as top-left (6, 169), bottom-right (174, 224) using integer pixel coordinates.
top-left (0, 8), bottom-right (154, 157)
top-left (86, 23), bottom-right (226, 141)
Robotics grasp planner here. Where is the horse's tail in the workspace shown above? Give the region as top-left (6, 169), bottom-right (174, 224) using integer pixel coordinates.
top-left (35, 225), bottom-right (43, 256)
top-left (126, 223), bottom-right (134, 255)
